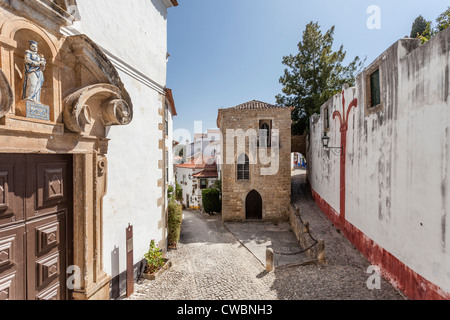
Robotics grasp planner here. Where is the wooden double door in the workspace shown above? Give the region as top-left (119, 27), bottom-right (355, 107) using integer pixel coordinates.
top-left (0, 154), bottom-right (73, 300)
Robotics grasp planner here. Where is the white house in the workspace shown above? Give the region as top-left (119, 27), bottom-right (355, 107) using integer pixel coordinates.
top-left (0, 0), bottom-right (178, 300)
top-left (175, 156), bottom-right (219, 210)
top-left (165, 88), bottom-right (178, 191)
top-left (187, 129), bottom-right (221, 161)
top-left (64, 0), bottom-right (179, 299)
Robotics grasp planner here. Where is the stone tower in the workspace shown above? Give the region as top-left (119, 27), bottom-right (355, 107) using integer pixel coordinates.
top-left (217, 100), bottom-right (292, 222)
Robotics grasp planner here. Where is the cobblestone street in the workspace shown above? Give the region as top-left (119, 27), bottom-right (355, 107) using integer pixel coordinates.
top-left (128, 170), bottom-right (406, 300)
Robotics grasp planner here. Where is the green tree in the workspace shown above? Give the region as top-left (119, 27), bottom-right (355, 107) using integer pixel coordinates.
top-left (212, 178), bottom-right (221, 196)
top-left (410, 15), bottom-right (430, 38)
top-left (167, 199), bottom-right (183, 246)
top-left (167, 184), bottom-right (174, 201)
top-left (416, 7), bottom-right (450, 43)
top-left (175, 181), bottom-right (182, 201)
top-left (276, 22), bottom-right (364, 135)
top-left (202, 188), bottom-right (221, 214)
top-left (418, 21), bottom-right (436, 43)
top-left (436, 7), bottom-right (450, 32)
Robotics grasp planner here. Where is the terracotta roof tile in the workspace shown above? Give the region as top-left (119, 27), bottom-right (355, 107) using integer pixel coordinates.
top-left (220, 100), bottom-right (288, 111)
top-left (192, 169), bottom-right (218, 178)
top-left (217, 100), bottom-right (293, 128)
top-left (175, 157), bottom-right (216, 169)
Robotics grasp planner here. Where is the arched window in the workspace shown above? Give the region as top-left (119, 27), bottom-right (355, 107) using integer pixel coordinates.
top-left (259, 120), bottom-right (272, 147)
top-left (260, 123), bottom-right (270, 147)
top-left (237, 154), bottom-right (249, 180)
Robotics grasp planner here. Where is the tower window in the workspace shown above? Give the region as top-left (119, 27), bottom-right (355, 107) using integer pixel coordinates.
top-left (237, 154), bottom-right (249, 181)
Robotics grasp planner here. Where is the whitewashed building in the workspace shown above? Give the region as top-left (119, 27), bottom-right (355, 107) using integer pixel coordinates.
top-left (63, 0), bottom-right (179, 300)
top-left (291, 152), bottom-right (306, 170)
top-left (0, 0), bottom-right (178, 300)
top-left (174, 157), bottom-right (218, 210)
top-left (308, 28), bottom-right (450, 300)
top-left (176, 129), bottom-right (221, 210)
top-left (187, 129), bottom-right (221, 162)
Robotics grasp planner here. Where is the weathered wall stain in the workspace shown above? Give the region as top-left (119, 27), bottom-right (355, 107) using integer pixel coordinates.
top-left (444, 65), bottom-right (449, 103)
top-left (442, 127), bottom-right (448, 252)
top-left (308, 28), bottom-right (450, 299)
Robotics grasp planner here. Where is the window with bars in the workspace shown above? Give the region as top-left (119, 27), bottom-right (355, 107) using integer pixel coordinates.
top-left (237, 154), bottom-right (250, 181)
top-left (200, 179), bottom-right (207, 189)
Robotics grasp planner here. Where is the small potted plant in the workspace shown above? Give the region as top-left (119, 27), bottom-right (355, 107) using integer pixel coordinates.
top-left (141, 239), bottom-right (172, 280)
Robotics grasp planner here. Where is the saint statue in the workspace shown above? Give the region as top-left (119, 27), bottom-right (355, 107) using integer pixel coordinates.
top-left (22, 40), bottom-right (46, 103)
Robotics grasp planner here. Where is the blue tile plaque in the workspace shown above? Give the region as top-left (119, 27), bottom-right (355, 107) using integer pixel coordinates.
top-left (25, 101), bottom-right (50, 121)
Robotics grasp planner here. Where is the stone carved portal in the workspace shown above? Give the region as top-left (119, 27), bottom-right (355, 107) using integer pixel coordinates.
top-left (0, 14), bottom-right (133, 300)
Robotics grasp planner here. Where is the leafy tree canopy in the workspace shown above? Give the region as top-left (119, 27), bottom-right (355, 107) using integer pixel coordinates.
top-left (436, 7), bottom-right (450, 31)
top-left (410, 15), bottom-right (430, 38)
top-left (416, 7), bottom-right (450, 43)
top-left (276, 22), bottom-right (364, 136)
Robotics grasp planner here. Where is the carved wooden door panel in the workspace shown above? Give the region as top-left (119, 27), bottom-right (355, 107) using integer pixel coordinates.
top-left (25, 154), bottom-right (72, 300)
top-left (0, 155), bottom-right (25, 227)
top-left (0, 155), bottom-right (26, 300)
top-left (0, 224), bottom-right (25, 300)
top-left (0, 154), bottom-right (72, 300)
top-left (26, 212), bottom-right (67, 300)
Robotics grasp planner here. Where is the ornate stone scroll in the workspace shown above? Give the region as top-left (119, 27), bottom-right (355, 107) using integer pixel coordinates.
top-left (63, 83), bottom-right (132, 133)
top-left (0, 69), bottom-right (13, 119)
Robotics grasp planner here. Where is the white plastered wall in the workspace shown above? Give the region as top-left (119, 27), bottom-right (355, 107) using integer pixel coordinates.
top-left (72, 0), bottom-right (170, 285)
top-left (308, 32), bottom-right (450, 294)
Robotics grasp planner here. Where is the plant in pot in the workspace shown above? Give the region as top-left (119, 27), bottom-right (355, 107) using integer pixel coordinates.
top-left (142, 239), bottom-right (169, 279)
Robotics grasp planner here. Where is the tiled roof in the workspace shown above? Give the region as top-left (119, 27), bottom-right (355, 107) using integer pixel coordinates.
top-left (165, 88), bottom-right (177, 116)
top-left (217, 100), bottom-right (293, 128)
top-left (192, 169), bottom-right (218, 178)
top-left (220, 100), bottom-right (288, 111)
top-left (175, 157), bottom-right (217, 169)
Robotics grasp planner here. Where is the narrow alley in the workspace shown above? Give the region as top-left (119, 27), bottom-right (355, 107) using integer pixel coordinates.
top-left (127, 170), bottom-right (405, 300)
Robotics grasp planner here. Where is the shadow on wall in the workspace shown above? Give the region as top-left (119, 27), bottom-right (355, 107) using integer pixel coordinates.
top-left (265, 171), bottom-right (405, 300)
top-left (110, 246), bottom-right (121, 299)
top-left (151, 0), bottom-right (168, 20)
top-left (109, 245), bottom-right (147, 299)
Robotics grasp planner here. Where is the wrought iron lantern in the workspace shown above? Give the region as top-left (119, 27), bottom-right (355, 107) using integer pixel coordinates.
top-left (321, 132), bottom-right (342, 154)
top-left (321, 132), bottom-right (330, 148)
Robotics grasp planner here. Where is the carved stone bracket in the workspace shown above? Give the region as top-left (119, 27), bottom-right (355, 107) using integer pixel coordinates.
top-left (0, 69), bottom-right (13, 119)
top-left (97, 156), bottom-right (107, 176)
top-left (63, 83), bottom-right (132, 134)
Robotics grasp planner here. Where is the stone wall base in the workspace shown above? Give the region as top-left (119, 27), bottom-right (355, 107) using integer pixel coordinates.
top-left (310, 187), bottom-right (450, 300)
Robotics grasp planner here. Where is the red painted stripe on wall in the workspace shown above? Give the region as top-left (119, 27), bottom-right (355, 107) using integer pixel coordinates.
top-left (310, 187), bottom-right (450, 300)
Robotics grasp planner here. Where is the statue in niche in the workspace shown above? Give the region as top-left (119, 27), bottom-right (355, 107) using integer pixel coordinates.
top-left (22, 40), bottom-right (46, 103)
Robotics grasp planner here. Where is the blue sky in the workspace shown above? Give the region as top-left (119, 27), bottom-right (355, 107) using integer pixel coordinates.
top-left (166, 0), bottom-right (447, 136)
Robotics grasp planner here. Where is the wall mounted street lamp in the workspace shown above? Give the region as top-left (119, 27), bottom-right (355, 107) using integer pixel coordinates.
top-left (321, 132), bottom-right (342, 155)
